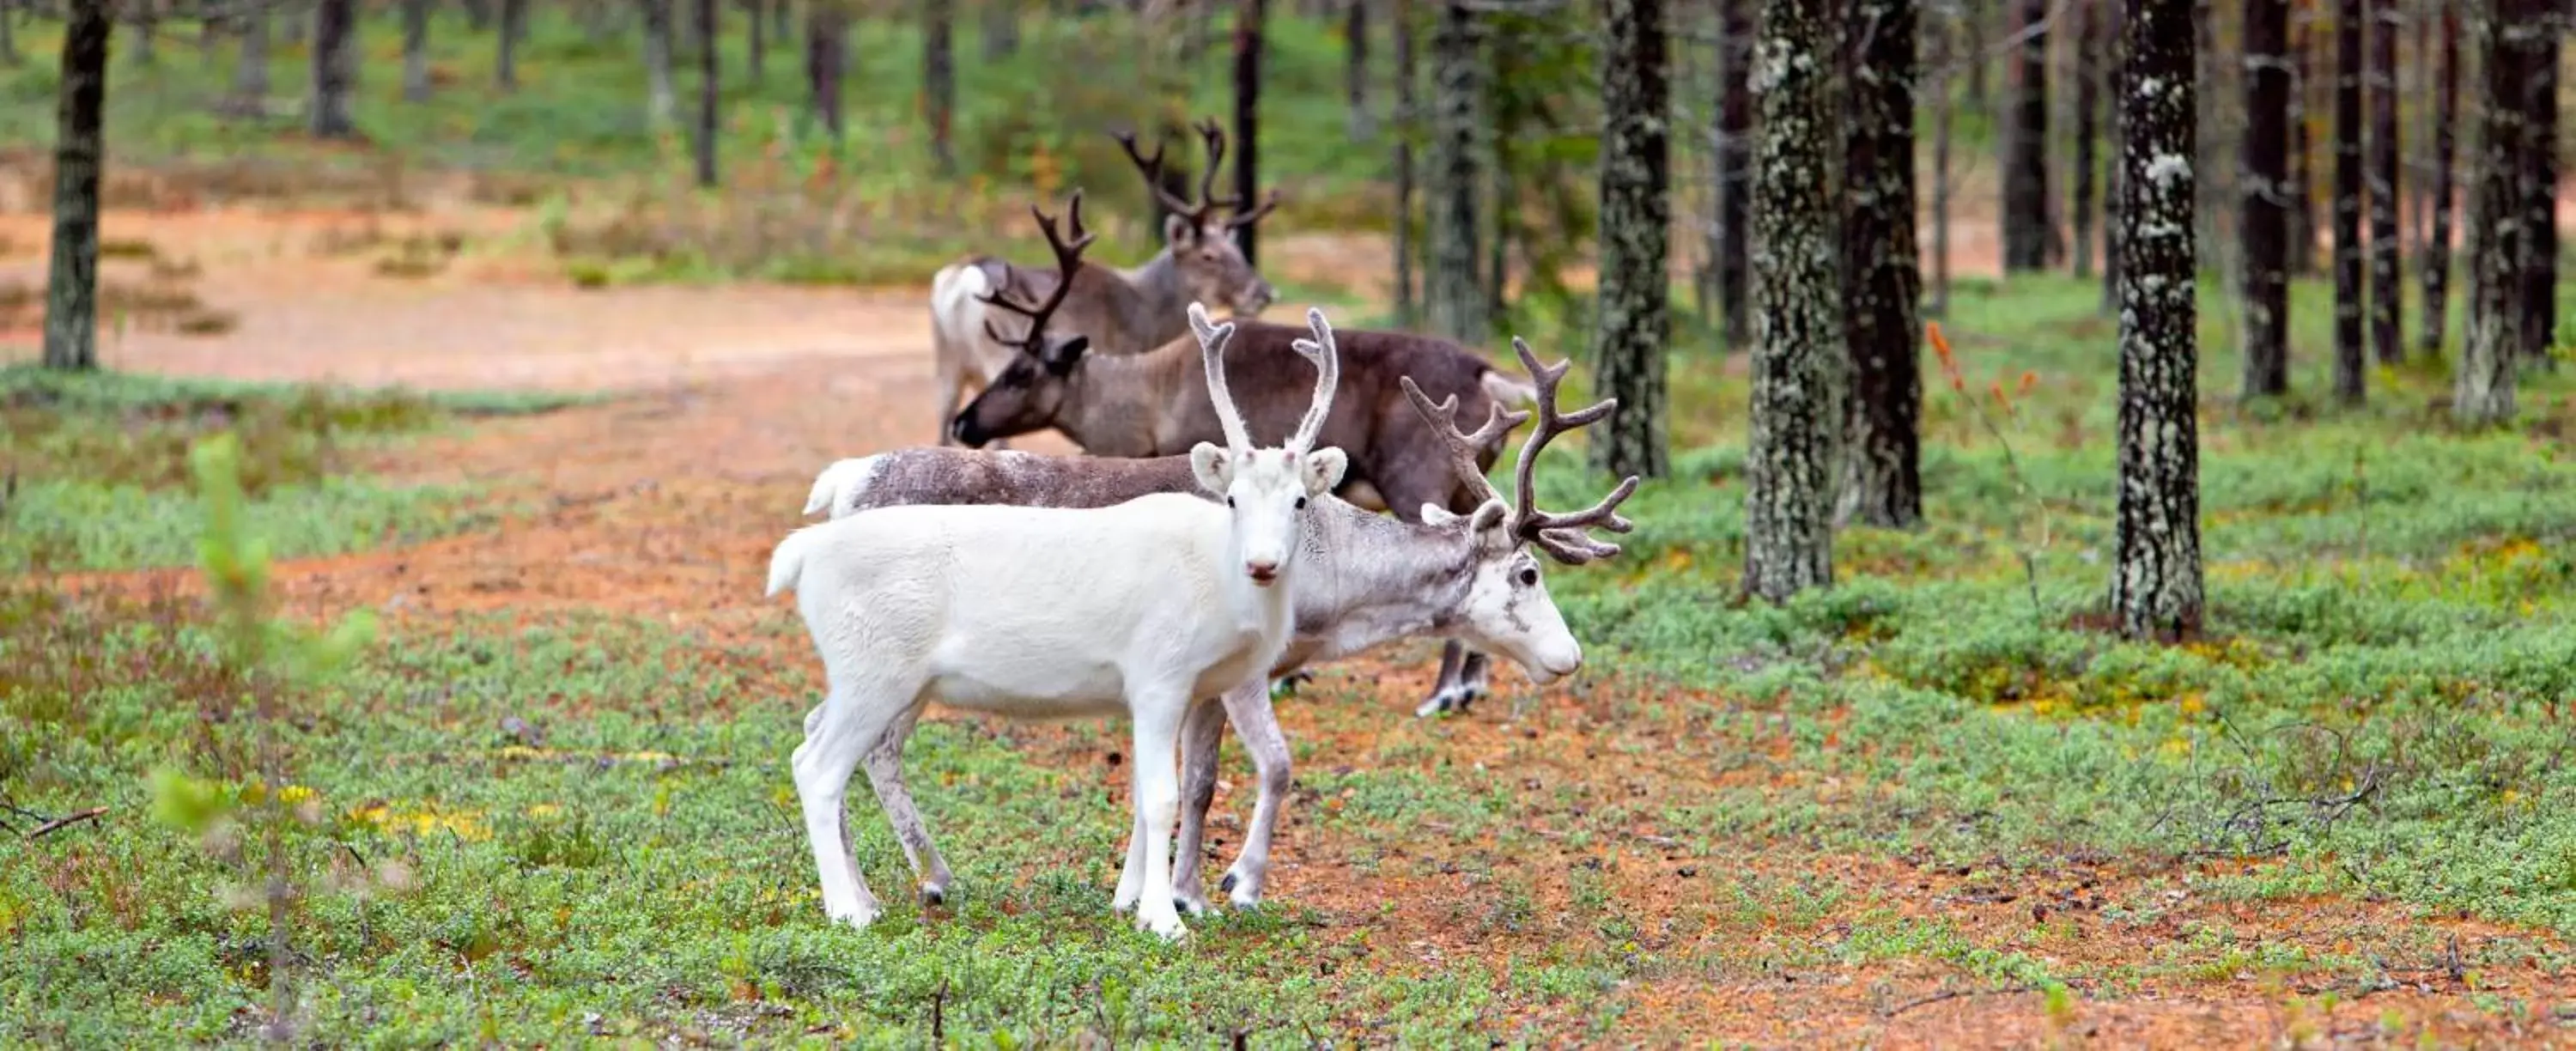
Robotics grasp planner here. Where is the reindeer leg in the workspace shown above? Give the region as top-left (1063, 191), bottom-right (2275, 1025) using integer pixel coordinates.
top-left (1453, 650), bottom-right (1493, 713)
top-left (1127, 689), bottom-right (1191, 940)
top-left (1216, 677), bottom-right (1294, 908)
top-left (795, 683), bottom-right (907, 930)
top-left (1170, 694), bottom-right (1228, 915)
top-left (856, 703), bottom-right (955, 906)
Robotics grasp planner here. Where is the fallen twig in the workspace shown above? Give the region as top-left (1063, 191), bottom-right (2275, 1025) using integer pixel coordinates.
top-left (26, 806), bottom-right (108, 840)
top-left (1883, 983), bottom-right (2038, 1018)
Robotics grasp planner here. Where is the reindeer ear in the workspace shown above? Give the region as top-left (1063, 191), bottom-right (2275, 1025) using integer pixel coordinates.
top-left (1189, 441), bottom-right (1235, 494)
top-left (1467, 498), bottom-right (1510, 537)
top-left (1421, 504), bottom-right (1461, 526)
top-left (1042, 335), bottom-right (1089, 374)
top-left (1163, 213), bottom-right (1196, 248)
top-left (1299, 447), bottom-right (1348, 495)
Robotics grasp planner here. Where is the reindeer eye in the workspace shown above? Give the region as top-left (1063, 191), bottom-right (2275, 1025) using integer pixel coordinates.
top-left (1294, 497), bottom-right (1307, 510)
top-left (1226, 496), bottom-right (1236, 508)
top-left (1516, 568), bottom-right (1539, 587)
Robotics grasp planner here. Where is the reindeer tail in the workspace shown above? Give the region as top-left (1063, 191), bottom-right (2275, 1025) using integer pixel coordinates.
top-left (765, 526), bottom-right (822, 598)
top-left (804, 455), bottom-right (885, 517)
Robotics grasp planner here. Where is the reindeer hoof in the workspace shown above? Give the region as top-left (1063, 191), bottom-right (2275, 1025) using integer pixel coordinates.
top-left (920, 885), bottom-right (945, 908)
top-left (1218, 872), bottom-right (1238, 894)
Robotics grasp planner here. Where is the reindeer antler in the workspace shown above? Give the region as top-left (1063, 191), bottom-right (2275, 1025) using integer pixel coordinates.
top-left (1115, 118), bottom-right (1280, 234)
top-left (1188, 302), bottom-right (1255, 453)
top-left (1284, 308), bottom-right (1344, 453)
top-left (977, 191), bottom-right (1097, 352)
top-left (1397, 376), bottom-right (1528, 513)
top-left (1505, 338), bottom-right (1638, 564)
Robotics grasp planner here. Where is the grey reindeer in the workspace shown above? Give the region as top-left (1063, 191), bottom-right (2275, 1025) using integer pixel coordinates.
top-left (927, 119), bottom-right (1279, 446)
top-left (948, 235), bottom-right (1551, 715)
top-left (805, 331), bottom-right (1635, 909)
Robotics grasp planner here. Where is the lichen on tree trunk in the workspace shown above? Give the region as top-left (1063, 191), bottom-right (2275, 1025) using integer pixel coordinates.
top-left (1425, 0), bottom-right (1485, 343)
top-left (2458, 0), bottom-right (2536, 424)
top-left (1839, 0), bottom-right (1921, 528)
top-left (2110, 0), bottom-right (2203, 641)
top-left (2240, 0), bottom-right (2291, 399)
top-left (1590, 0), bottom-right (1671, 482)
top-left (43, 0), bottom-right (111, 373)
top-left (1743, 0), bottom-right (1843, 602)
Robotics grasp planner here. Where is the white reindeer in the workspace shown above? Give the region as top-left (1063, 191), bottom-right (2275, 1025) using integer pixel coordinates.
top-left (801, 339), bottom-right (1638, 912)
top-left (764, 304), bottom-right (1342, 940)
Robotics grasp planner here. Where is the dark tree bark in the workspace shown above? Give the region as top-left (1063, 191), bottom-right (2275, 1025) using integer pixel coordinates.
top-left (44, 0), bottom-right (110, 372)
top-left (2241, 0), bottom-right (2291, 398)
top-left (2101, 0), bottom-right (2124, 313)
top-left (1393, 0), bottom-right (1418, 325)
top-left (747, 0), bottom-right (767, 79)
top-left (643, 0), bottom-right (677, 124)
top-left (308, 0), bottom-right (358, 138)
top-left (401, 0), bottom-right (433, 102)
top-left (2071, 0), bottom-right (2103, 278)
top-left (1346, 0), bottom-right (1371, 140)
top-left (2330, 0), bottom-right (2366, 402)
top-left (805, 5), bottom-right (848, 143)
top-left (2288, 3), bottom-right (2318, 272)
top-left (772, 0), bottom-right (788, 41)
top-left (1234, 0), bottom-right (1266, 266)
top-left (0, 0), bottom-right (17, 70)
top-left (233, 0), bottom-right (270, 106)
top-left (2519, 16), bottom-right (2560, 361)
top-left (1842, 0), bottom-right (1920, 526)
top-left (1715, 0), bottom-right (1753, 347)
top-left (1425, 0), bottom-right (1485, 342)
top-left (694, 0), bottom-right (719, 186)
top-left (2112, 0), bottom-right (2202, 640)
top-left (1928, 4), bottom-right (1953, 317)
top-left (981, 0), bottom-right (1018, 61)
top-left (2418, 4), bottom-right (2459, 356)
top-left (926, 0), bottom-right (957, 175)
top-left (2002, 0), bottom-right (2051, 271)
top-left (2459, 0), bottom-right (2537, 423)
top-left (1745, 0), bottom-right (1842, 601)
top-left (1592, 0), bottom-right (1671, 481)
top-left (1965, 0), bottom-right (1988, 107)
top-left (131, 0), bottom-right (156, 67)
top-left (1483, 21), bottom-right (1517, 327)
top-left (2366, 0), bottom-right (2404, 364)
top-left (498, 0), bottom-right (526, 91)
top-left (465, 0), bottom-right (490, 31)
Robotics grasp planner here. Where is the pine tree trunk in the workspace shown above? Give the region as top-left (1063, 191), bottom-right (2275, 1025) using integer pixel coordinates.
top-left (1592, 0), bottom-right (1671, 482)
top-left (401, 0), bottom-right (432, 102)
top-left (0, 0), bottom-right (18, 69)
top-left (927, 0), bottom-right (957, 175)
top-left (1235, 0), bottom-right (1266, 266)
top-left (772, 0), bottom-right (789, 42)
top-left (982, 0), bottom-right (1018, 61)
top-left (2288, 3), bottom-right (2317, 273)
top-left (2101, 0), bottom-right (2123, 313)
top-left (1345, 0), bottom-right (1371, 141)
top-left (1745, 0), bottom-right (1842, 602)
top-left (2070, 0), bottom-right (2102, 278)
top-left (748, 0), bottom-right (767, 79)
top-left (2242, 0), bottom-right (2291, 399)
top-left (2330, 0), bottom-right (2366, 401)
top-left (1716, 0), bottom-right (1753, 347)
top-left (2111, 0), bottom-right (2202, 640)
top-left (1425, 0), bottom-right (1485, 342)
top-left (465, 0), bottom-right (490, 32)
top-left (695, 0), bottom-right (720, 186)
top-left (2519, 17), bottom-right (2560, 361)
top-left (498, 0), bottom-right (526, 91)
top-left (2366, 0), bottom-right (2404, 363)
top-left (643, 0), bottom-right (677, 125)
top-left (132, 0), bottom-right (157, 67)
top-left (1392, 0), bottom-right (1417, 325)
top-left (1928, 4), bottom-right (1953, 317)
top-left (2002, 0), bottom-right (2050, 270)
top-left (309, 0), bottom-right (358, 137)
top-left (233, 0), bottom-right (270, 107)
top-left (1965, 0), bottom-right (1989, 108)
top-left (2419, 5), bottom-right (2460, 356)
top-left (44, 0), bottom-right (110, 372)
top-left (1842, 0), bottom-right (1920, 527)
top-left (2458, 0), bottom-right (2533, 424)
top-left (805, 5), bottom-right (847, 143)
top-left (1484, 22), bottom-right (1516, 327)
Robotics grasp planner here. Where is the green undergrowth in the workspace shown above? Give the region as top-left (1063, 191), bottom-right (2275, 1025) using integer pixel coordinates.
top-left (0, 367), bottom-right (582, 571)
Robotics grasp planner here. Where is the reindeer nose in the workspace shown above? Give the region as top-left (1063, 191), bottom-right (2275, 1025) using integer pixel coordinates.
top-left (1245, 560), bottom-right (1280, 586)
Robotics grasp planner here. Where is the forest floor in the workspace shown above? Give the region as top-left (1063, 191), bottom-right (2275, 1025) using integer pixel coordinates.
top-left (9, 171), bottom-right (2576, 1048)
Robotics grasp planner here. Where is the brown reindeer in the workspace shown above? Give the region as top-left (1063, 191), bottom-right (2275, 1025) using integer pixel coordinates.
top-left (926, 119), bottom-right (1278, 446)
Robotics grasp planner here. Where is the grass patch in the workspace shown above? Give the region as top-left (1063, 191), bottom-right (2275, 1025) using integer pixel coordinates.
top-left (0, 367), bottom-right (584, 571)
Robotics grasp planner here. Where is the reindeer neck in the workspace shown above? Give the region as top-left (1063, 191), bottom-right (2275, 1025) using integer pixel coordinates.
top-left (1293, 507), bottom-right (1479, 661)
top-left (1113, 251), bottom-right (1194, 347)
top-left (1055, 341), bottom-right (1196, 457)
